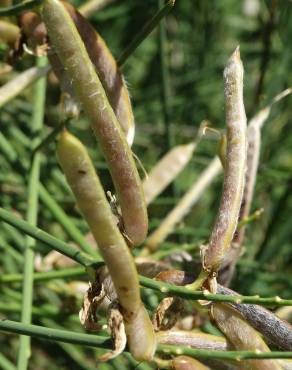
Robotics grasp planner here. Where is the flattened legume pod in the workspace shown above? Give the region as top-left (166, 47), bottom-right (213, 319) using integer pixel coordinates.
top-left (56, 130), bottom-right (156, 360)
top-left (41, 0), bottom-right (147, 246)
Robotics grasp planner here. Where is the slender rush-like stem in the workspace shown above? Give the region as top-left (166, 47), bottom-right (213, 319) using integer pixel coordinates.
top-left (32, 122), bottom-right (65, 155)
top-left (0, 207), bottom-right (100, 267)
top-left (17, 56), bottom-right (47, 370)
top-left (39, 184), bottom-right (99, 257)
top-left (0, 128), bottom-right (97, 258)
top-left (0, 266), bottom-right (85, 283)
top-left (0, 206), bottom-right (291, 307)
top-left (117, 0), bottom-right (175, 66)
top-left (0, 320), bottom-right (292, 360)
top-left (0, 0), bottom-right (41, 16)
top-left (204, 47), bottom-right (247, 274)
top-left (0, 320), bottom-right (111, 348)
top-left (0, 259), bottom-right (292, 306)
top-left (0, 353), bottom-right (16, 370)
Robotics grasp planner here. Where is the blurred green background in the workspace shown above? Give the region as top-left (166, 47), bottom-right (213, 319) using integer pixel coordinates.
top-left (0, 0), bottom-right (292, 368)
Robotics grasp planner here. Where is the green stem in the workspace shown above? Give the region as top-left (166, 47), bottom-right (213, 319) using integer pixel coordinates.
top-left (17, 56), bottom-right (47, 370)
top-left (39, 184), bottom-right (99, 257)
top-left (0, 266), bottom-right (85, 283)
top-left (0, 130), bottom-right (97, 257)
top-left (31, 122), bottom-right (65, 155)
top-left (0, 353), bottom-right (16, 370)
top-left (0, 207), bottom-right (100, 268)
top-left (117, 0), bottom-right (175, 66)
top-left (156, 344), bottom-right (292, 361)
top-left (0, 302), bottom-right (67, 318)
top-left (0, 0), bottom-right (42, 16)
top-left (0, 320), bottom-right (111, 348)
top-left (0, 320), bottom-right (291, 360)
top-left (1, 264), bottom-right (292, 306)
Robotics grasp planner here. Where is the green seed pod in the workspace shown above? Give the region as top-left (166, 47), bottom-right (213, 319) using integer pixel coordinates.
top-left (41, 0), bottom-right (147, 246)
top-left (204, 47), bottom-right (247, 274)
top-left (172, 356), bottom-right (209, 370)
top-left (56, 130), bottom-right (156, 361)
top-left (0, 20), bottom-right (19, 44)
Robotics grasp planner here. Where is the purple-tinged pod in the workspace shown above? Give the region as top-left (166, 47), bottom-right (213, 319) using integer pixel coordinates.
top-left (203, 47), bottom-right (247, 274)
top-left (41, 0), bottom-right (147, 246)
top-left (56, 130), bottom-right (156, 360)
top-left (19, 3), bottom-right (135, 146)
top-left (212, 303), bottom-right (283, 370)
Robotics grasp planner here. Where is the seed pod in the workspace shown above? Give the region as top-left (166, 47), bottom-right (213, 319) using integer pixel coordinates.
top-left (19, 3), bottom-right (135, 145)
top-left (41, 0), bottom-right (147, 246)
top-left (204, 47), bottom-right (247, 273)
top-left (0, 65), bottom-right (50, 108)
top-left (63, 2), bottom-right (135, 145)
top-left (56, 130), bottom-right (156, 360)
top-left (145, 158), bottom-right (221, 252)
top-left (172, 356), bottom-right (209, 370)
top-left (143, 142), bottom-right (196, 205)
top-left (212, 303), bottom-right (283, 370)
top-left (157, 331), bottom-right (228, 351)
top-left (0, 20), bottom-right (20, 45)
top-left (217, 285), bottom-right (292, 351)
top-left (219, 88), bottom-right (292, 285)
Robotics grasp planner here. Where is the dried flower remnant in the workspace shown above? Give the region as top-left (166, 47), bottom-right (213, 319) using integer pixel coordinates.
top-left (99, 302), bottom-right (127, 361)
top-left (152, 296), bottom-right (184, 331)
top-left (41, 0), bottom-right (147, 246)
top-left (56, 130), bottom-right (156, 360)
top-left (212, 303), bottom-right (284, 370)
top-left (203, 47), bottom-right (247, 275)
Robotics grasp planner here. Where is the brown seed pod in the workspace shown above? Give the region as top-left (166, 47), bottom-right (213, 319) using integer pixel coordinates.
top-left (19, 2), bottom-right (135, 145)
top-left (41, 0), bottom-right (147, 246)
